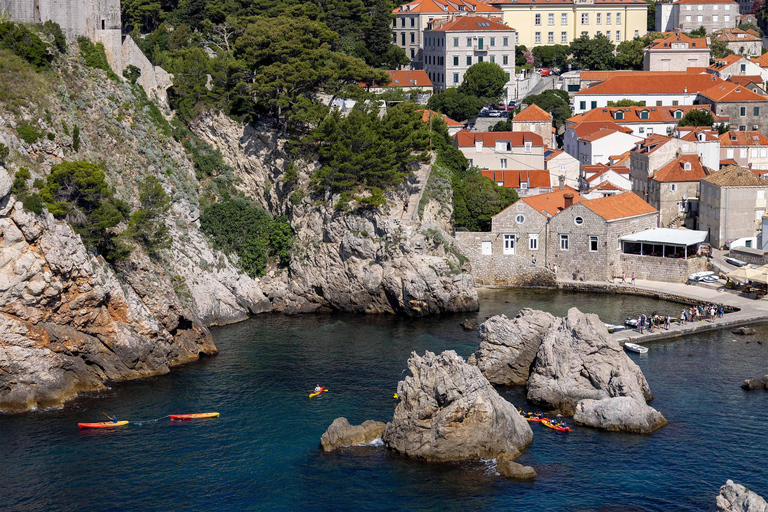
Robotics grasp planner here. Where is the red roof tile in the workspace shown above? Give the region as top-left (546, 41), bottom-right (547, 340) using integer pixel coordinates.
top-left (580, 193), bottom-right (657, 221)
top-left (571, 122), bottom-right (633, 138)
top-left (676, 0), bottom-right (736, 3)
top-left (519, 188), bottom-right (582, 217)
top-left (699, 81), bottom-right (766, 102)
top-left (567, 105), bottom-right (711, 125)
top-left (580, 127), bottom-right (636, 142)
top-left (363, 70), bottom-right (432, 88)
top-left (718, 131), bottom-right (768, 146)
top-left (421, 109), bottom-right (463, 127)
top-left (703, 164), bottom-right (768, 186)
top-left (512, 104), bottom-right (552, 122)
top-left (394, 0), bottom-right (500, 14)
top-left (713, 28), bottom-right (761, 42)
top-left (481, 169), bottom-right (551, 188)
top-left (589, 181), bottom-right (627, 192)
top-left (454, 130), bottom-right (544, 147)
top-left (647, 32), bottom-right (709, 50)
top-left (576, 74), bottom-right (723, 96)
top-left (651, 155), bottom-right (709, 182)
top-left (752, 54), bottom-right (768, 67)
top-left (428, 15), bottom-right (511, 31)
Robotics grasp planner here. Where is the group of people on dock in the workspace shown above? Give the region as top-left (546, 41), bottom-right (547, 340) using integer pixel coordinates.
top-left (679, 304), bottom-right (724, 325)
top-left (636, 313), bottom-right (671, 333)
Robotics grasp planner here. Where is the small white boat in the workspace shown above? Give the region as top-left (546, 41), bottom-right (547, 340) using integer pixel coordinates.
top-left (624, 342), bottom-right (648, 354)
top-left (688, 271), bottom-right (715, 282)
top-left (604, 323), bottom-right (626, 333)
top-left (625, 318), bottom-right (638, 328)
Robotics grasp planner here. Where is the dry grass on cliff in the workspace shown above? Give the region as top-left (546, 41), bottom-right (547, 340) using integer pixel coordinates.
top-left (0, 49), bottom-right (52, 116)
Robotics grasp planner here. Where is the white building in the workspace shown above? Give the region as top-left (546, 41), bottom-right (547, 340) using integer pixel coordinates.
top-left (422, 16), bottom-right (517, 95)
top-left (545, 149), bottom-right (581, 190)
top-left (577, 128), bottom-right (644, 165)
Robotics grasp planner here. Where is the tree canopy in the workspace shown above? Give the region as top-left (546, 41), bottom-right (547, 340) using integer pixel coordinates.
top-left (452, 171), bottom-right (518, 232)
top-left (458, 62), bottom-right (508, 103)
top-left (522, 89), bottom-right (571, 132)
top-left (427, 88), bottom-right (484, 122)
top-left (677, 109), bottom-right (714, 127)
top-left (569, 34), bottom-right (616, 70)
top-left (710, 39), bottom-right (735, 60)
top-left (615, 39), bottom-right (647, 70)
top-left (531, 45), bottom-right (570, 69)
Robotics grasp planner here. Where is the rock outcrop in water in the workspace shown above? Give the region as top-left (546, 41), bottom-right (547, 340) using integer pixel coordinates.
top-left (320, 418), bottom-right (386, 452)
top-left (496, 453), bottom-right (536, 480)
top-left (573, 397), bottom-right (667, 433)
top-left (382, 350), bottom-right (533, 461)
top-left (742, 375), bottom-right (768, 391)
top-left (468, 309), bottom-right (555, 385)
top-left (471, 308), bottom-right (665, 433)
top-left (716, 480), bottom-right (768, 512)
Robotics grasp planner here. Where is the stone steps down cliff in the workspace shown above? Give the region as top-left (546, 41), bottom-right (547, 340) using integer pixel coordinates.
top-left (468, 307), bottom-right (667, 433)
top-left (321, 350), bottom-right (536, 479)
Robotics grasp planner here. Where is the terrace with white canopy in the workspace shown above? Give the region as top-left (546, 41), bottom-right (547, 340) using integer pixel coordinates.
top-left (620, 228), bottom-right (709, 259)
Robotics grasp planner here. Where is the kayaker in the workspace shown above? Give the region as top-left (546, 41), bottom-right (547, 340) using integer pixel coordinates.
top-left (314, 384), bottom-right (322, 394)
top-left (111, 415), bottom-right (118, 423)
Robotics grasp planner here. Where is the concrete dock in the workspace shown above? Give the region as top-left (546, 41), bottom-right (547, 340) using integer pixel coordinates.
top-left (557, 279), bottom-right (768, 345)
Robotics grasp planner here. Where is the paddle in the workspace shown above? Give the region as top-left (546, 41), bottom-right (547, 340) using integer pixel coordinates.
top-left (102, 412), bottom-right (117, 422)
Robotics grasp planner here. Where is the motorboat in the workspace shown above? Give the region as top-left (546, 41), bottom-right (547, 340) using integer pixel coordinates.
top-left (688, 271), bottom-right (715, 282)
top-left (604, 323), bottom-right (626, 333)
top-left (624, 318), bottom-right (638, 328)
top-left (623, 342), bottom-right (648, 354)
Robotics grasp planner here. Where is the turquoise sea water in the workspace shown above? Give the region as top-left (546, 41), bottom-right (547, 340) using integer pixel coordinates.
top-left (2, 289), bottom-right (767, 511)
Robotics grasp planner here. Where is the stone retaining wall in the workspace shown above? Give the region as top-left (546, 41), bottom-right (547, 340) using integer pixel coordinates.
top-left (618, 254), bottom-right (708, 283)
top-left (730, 247), bottom-right (768, 265)
top-left (455, 232), bottom-right (555, 286)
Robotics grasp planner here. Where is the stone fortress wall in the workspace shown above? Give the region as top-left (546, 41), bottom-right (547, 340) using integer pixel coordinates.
top-left (2, 0), bottom-right (171, 104)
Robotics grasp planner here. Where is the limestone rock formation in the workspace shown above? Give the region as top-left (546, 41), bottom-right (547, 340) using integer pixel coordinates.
top-left (320, 418), bottom-right (386, 452)
top-left (496, 453), bottom-right (536, 480)
top-left (0, 204), bottom-right (216, 412)
top-left (732, 327), bottom-right (757, 336)
top-left (742, 375), bottom-right (768, 391)
top-left (526, 307), bottom-right (653, 414)
top-left (382, 350), bottom-right (533, 462)
top-left (468, 309), bottom-right (556, 385)
top-left (716, 480), bottom-right (768, 512)
top-left (573, 397), bottom-right (667, 433)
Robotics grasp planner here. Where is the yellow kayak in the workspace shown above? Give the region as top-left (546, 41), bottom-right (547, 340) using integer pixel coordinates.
top-left (309, 387), bottom-right (327, 398)
top-left (79, 421), bottom-right (129, 428)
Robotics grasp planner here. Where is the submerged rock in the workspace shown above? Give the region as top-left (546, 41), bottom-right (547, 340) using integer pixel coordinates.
top-left (383, 350), bottom-right (532, 462)
top-left (320, 418), bottom-right (386, 452)
top-left (468, 309), bottom-right (555, 385)
top-left (460, 319), bottom-right (478, 330)
top-left (573, 397), bottom-right (667, 433)
top-left (732, 327), bottom-right (757, 336)
top-left (496, 453), bottom-right (536, 480)
top-left (526, 308), bottom-right (653, 414)
top-left (742, 375), bottom-right (768, 391)
top-left (716, 480), bottom-right (768, 512)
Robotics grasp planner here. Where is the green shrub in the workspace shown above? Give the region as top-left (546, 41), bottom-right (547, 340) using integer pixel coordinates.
top-left (12, 167), bottom-right (30, 195)
top-left (61, 121), bottom-right (69, 135)
top-left (123, 64), bottom-right (141, 85)
top-left (0, 22), bottom-right (51, 70)
top-left (123, 176), bottom-right (172, 257)
top-left (0, 143), bottom-right (9, 164)
top-left (46, 132), bottom-right (55, 140)
top-left (200, 199), bottom-right (294, 277)
top-left (41, 21), bottom-right (66, 53)
top-left (77, 37), bottom-right (119, 81)
top-left (290, 189), bottom-right (305, 205)
top-left (22, 193), bottom-right (44, 213)
top-left (72, 124), bottom-right (80, 151)
top-left (16, 122), bottom-right (42, 144)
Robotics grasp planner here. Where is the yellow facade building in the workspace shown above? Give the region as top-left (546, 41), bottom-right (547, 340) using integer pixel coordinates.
top-left (488, 0), bottom-right (648, 49)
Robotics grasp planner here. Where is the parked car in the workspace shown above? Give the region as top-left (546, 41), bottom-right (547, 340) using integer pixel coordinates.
top-left (488, 110), bottom-right (502, 117)
top-left (540, 68), bottom-right (551, 77)
top-left (508, 100), bottom-right (518, 110)
top-left (725, 257), bottom-right (748, 267)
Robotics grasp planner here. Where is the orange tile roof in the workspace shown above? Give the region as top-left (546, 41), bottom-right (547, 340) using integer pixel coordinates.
top-left (585, 165), bottom-right (630, 182)
top-left (647, 32), bottom-right (709, 50)
top-left (698, 81), bottom-right (766, 102)
top-left (651, 155), bottom-right (709, 182)
top-left (609, 151), bottom-right (632, 166)
top-left (580, 193), bottom-right (657, 221)
top-left (454, 130), bottom-right (544, 147)
top-left (576, 74), bottom-right (723, 96)
top-left (394, 0), bottom-right (500, 14)
top-left (676, 0), bottom-right (736, 3)
top-left (703, 164), bottom-right (768, 186)
top-left (631, 134), bottom-right (674, 155)
top-left (728, 76), bottom-right (764, 88)
top-left (544, 148), bottom-right (565, 161)
top-left (567, 105), bottom-right (711, 125)
top-left (519, 187), bottom-right (582, 217)
top-left (751, 168), bottom-right (768, 178)
top-left (579, 70), bottom-right (698, 81)
top-left (751, 53), bottom-right (768, 67)
top-left (720, 158), bottom-right (738, 166)
top-left (481, 169), bottom-right (551, 188)
top-left (428, 15), bottom-right (511, 31)
top-left (714, 29), bottom-right (761, 42)
top-left (719, 131), bottom-right (768, 146)
top-left (580, 127), bottom-right (636, 142)
top-left (677, 127), bottom-right (719, 142)
top-left (571, 122), bottom-right (633, 138)
top-left (363, 70), bottom-right (432, 88)
top-left (512, 104), bottom-right (552, 122)
top-left (707, 55), bottom-right (744, 70)
top-left (589, 181), bottom-right (627, 192)
top-left (421, 109), bottom-right (463, 127)
top-left (490, 0), bottom-right (643, 4)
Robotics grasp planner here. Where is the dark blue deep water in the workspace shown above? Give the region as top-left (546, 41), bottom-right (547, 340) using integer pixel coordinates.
top-left (2, 289), bottom-right (767, 511)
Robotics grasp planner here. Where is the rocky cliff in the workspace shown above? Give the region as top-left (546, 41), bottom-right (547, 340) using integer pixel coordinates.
top-left (716, 480), bottom-right (768, 512)
top-left (0, 49), bottom-right (477, 411)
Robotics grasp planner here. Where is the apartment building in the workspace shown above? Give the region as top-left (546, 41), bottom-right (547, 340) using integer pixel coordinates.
top-left (510, 104), bottom-right (554, 148)
top-left (642, 32), bottom-right (710, 72)
top-left (392, 0), bottom-right (502, 68)
top-left (422, 16), bottom-right (517, 93)
top-left (719, 131), bottom-right (768, 170)
top-left (656, 0), bottom-right (739, 33)
top-left (707, 54), bottom-right (768, 81)
top-left (712, 28), bottom-right (763, 57)
top-left (487, 0), bottom-right (648, 48)
top-left (454, 130), bottom-right (545, 170)
top-left (646, 154), bottom-right (710, 228)
top-left (545, 148), bottom-right (581, 189)
top-left (695, 81), bottom-right (768, 133)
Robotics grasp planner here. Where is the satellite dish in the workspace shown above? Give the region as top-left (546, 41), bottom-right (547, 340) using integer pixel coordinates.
top-left (683, 193), bottom-right (689, 200)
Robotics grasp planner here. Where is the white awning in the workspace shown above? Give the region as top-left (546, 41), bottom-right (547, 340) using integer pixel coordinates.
top-left (620, 228), bottom-right (708, 246)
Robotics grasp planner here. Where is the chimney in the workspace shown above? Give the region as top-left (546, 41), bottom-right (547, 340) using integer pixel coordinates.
top-left (559, 175), bottom-right (565, 190)
top-left (563, 193), bottom-right (574, 208)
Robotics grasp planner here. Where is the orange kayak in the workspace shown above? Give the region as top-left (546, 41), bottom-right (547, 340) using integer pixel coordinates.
top-left (170, 412), bottom-right (220, 420)
top-left (525, 416), bottom-right (551, 423)
top-left (78, 421), bottom-right (129, 428)
top-left (309, 387), bottom-right (326, 398)
top-left (542, 419), bottom-right (571, 432)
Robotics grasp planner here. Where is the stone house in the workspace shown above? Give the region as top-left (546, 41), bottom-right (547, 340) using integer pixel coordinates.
top-left (695, 80), bottom-right (768, 133)
top-left (422, 16), bottom-right (517, 95)
top-left (643, 32), bottom-right (711, 72)
top-left (630, 134), bottom-right (684, 201)
top-left (718, 131), bottom-right (768, 170)
top-left (546, 192), bottom-right (658, 281)
top-left (712, 28), bottom-right (763, 58)
top-left (707, 54), bottom-right (768, 82)
top-left (480, 169), bottom-right (552, 197)
top-left (511, 104), bottom-right (554, 148)
top-left (391, 0), bottom-right (502, 68)
top-left (646, 154), bottom-right (710, 228)
top-left (545, 148), bottom-right (581, 190)
top-left (698, 164), bottom-right (768, 247)
top-left (363, 70), bottom-right (434, 104)
top-left (656, 0), bottom-right (739, 33)
top-left (581, 163), bottom-right (632, 191)
top-left (454, 130), bottom-right (545, 170)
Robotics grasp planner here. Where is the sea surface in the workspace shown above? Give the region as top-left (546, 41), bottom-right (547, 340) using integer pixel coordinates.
top-left (2, 289), bottom-right (767, 512)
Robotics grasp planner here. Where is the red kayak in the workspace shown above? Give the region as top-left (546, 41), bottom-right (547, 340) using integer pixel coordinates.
top-left (169, 412), bottom-right (219, 420)
top-left (78, 421), bottom-right (129, 428)
top-left (525, 416), bottom-right (551, 423)
top-left (542, 419), bottom-right (571, 432)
